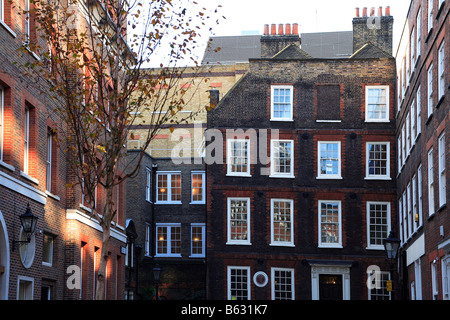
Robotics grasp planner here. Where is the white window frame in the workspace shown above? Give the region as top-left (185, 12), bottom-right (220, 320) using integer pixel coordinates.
top-left (227, 266), bottom-right (250, 300)
top-left (438, 40), bottom-right (445, 100)
top-left (399, 196), bottom-right (404, 244)
top-left (428, 148), bottom-right (435, 216)
top-left (46, 130), bottom-right (52, 192)
top-left (418, 164), bottom-right (423, 227)
top-left (42, 233), bottom-right (54, 267)
top-left (24, 0), bottom-right (30, 45)
top-left (438, 133), bottom-right (446, 207)
top-left (428, 0), bottom-right (434, 33)
top-left (145, 167), bottom-right (151, 202)
top-left (431, 259), bottom-right (439, 299)
top-left (397, 136), bottom-right (402, 174)
top-left (416, 86), bottom-right (422, 137)
top-left (270, 139), bottom-right (294, 178)
top-left (417, 8), bottom-right (422, 59)
top-left (270, 199), bottom-right (294, 247)
top-left (190, 223), bottom-right (205, 258)
top-left (427, 63), bottom-right (434, 118)
top-left (411, 99), bottom-right (416, 144)
top-left (0, 0), bottom-right (3, 22)
top-left (412, 174), bottom-right (418, 231)
top-left (271, 267), bottom-right (295, 300)
top-left (17, 276), bottom-right (34, 300)
top-left (190, 171), bottom-right (205, 204)
top-left (367, 270), bottom-right (392, 300)
top-left (270, 85), bottom-right (293, 121)
top-left (414, 259), bottom-right (423, 300)
top-left (227, 197), bottom-right (251, 245)
top-left (366, 201), bottom-right (391, 250)
top-left (24, 106), bottom-right (30, 174)
top-left (406, 112), bottom-right (411, 152)
top-left (401, 125), bottom-right (406, 165)
top-left (318, 200), bottom-right (342, 248)
top-left (144, 223), bottom-right (151, 256)
top-left (227, 139), bottom-right (251, 177)
top-left (407, 182), bottom-right (412, 235)
top-left (365, 142), bottom-right (391, 180)
top-left (317, 141), bottom-right (342, 179)
top-left (155, 223), bottom-right (181, 257)
top-left (156, 171), bottom-right (182, 204)
top-left (411, 26), bottom-right (416, 72)
top-left (365, 85), bottom-right (390, 122)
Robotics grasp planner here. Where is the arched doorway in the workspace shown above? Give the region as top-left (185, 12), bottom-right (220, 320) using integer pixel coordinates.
top-left (0, 210), bottom-right (10, 300)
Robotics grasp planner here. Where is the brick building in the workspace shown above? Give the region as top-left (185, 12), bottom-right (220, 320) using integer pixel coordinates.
top-left (0, 0), bottom-right (126, 300)
top-left (395, 0), bottom-right (449, 300)
top-left (206, 8), bottom-right (398, 300)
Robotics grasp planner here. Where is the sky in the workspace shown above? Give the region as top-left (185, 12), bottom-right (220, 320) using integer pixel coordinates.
top-left (144, 0), bottom-right (412, 66)
top-left (196, 0), bottom-right (411, 52)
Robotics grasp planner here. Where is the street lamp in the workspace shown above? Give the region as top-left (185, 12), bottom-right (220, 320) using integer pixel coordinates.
top-left (153, 264), bottom-right (162, 300)
top-left (13, 203), bottom-right (39, 250)
top-left (384, 230), bottom-right (401, 260)
top-left (383, 230), bottom-right (401, 300)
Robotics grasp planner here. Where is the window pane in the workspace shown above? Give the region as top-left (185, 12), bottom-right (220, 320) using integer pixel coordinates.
top-left (157, 174), bottom-right (168, 202)
top-left (273, 141), bottom-right (292, 174)
top-left (367, 87), bottom-right (387, 120)
top-left (272, 200), bottom-right (292, 243)
top-left (273, 87), bottom-right (292, 119)
top-left (192, 173), bottom-right (204, 202)
top-left (229, 268), bottom-right (249, 300)
top-left (230, 141), bottom-right (248, 173)
top-left (157, 226), bottom-right (167, 254)
top-left (320, 143), bottom-right (339, 175)
top-left (369, 203), bottom-right (389, 246)
top-left (171, 174), bottom-right (181, 201)
top-left (320, 202), bottom-right (340, 244)
top-left (273, 269), bottom-right (294, 300)
top-left (229, 199), bottom-right (248, 241)
top-left (368, 143), bottom-right (388, 176)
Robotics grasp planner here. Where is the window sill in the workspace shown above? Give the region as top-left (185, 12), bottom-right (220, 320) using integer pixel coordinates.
top-left (0, 20), bottom-right (16, 38)
top-left (270, 118), bottom-right (294, 122)
top-left (365, 119), bottom-right (390, 123)
top-left (45, 190), bottom-right (60, 201)
top-left (425, 28), bottom-right (433, 43)
top-left (316, 120), bottom-right (341, 123)
top-left (426, 113), bottom-right (433, 125)
top-left (156, 201), bottom-right (182, 205)
top-left (0, 160), bottom-right (15, 172)
top-left (226, 173), bottom-right (252, 178)
top-left (155, 254), bottom-right (182, 258)
top-left (364, 176), bottom-right (392, 181)
top-left (318, 244), bottom-right (343, 249)
top-left (226, 242), bottom-right (252, 246)
top-left (20, 171), bottom-right (39, 185)
top-left (269, 174), bottom-right (295, 179)
top-left (190, 201), bottom-right (205, 205)
top-left (269, 243), bottom-right (295, 247)
top-left (316, 176), bottom-right (343, 180)
top-left (436, 95), bottom-right (445, 108)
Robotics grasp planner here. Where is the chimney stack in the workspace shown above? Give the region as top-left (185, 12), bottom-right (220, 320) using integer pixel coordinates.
top-left (260, 23), bottom-right (301, 58)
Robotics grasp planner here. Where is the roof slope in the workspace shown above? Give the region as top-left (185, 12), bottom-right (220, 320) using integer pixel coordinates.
top-left (350, 42), bottom-right (392, 59)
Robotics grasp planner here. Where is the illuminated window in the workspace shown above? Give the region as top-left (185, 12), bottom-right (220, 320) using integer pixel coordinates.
top-left (156, 223), bottom-right (181, 257)
top-left (156, 172), bottom-right (181, 204)
top-left (191, 171), bottom-right (205, 203)
top-left (190, 223), bottom-right (205, 257)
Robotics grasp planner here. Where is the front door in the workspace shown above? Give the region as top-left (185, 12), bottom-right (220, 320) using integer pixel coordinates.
top-left (319, 274), bottom-right (343, 300)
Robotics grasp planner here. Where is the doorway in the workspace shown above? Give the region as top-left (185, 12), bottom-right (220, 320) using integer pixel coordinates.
top-left (319, 274), bottom-right (343, 300)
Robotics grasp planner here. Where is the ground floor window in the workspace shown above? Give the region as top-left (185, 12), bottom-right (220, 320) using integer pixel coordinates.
top-left (227, 266), bottom-right (250, 300)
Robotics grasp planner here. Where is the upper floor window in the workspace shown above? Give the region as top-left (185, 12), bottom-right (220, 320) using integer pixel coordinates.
top-left (190, 223), bottom-right (205, 258)
top-left (428, 0), bottom-right (434, 33)
top-left (227, 139), bottom-right (250, 177)
top-left (270, 140), bottom-right (294, 178)
top-left (156, 223), bottom-right (181, 257)
top-left (428, 148), bottom-right (435, 215)
top-left (270, 199), bottom-right (294, 246)
top-left (24, 106), bottom-right (30, 174)
top-left (416, 8), bottom-right (422, 58)
top-left (427, 63), bottom-right (433, 118)
top-left (318, 200), bottom-right (342, 248)
top-left (438, 40), bottom-right (445, 100)
top-left (227, 197), bottom-right (251, 245)
top-left (366, 202), bottom-right (391, 250)
top-left (271, 85), bottom-right (293, 121)
top-left (156, 172), bottom-right (181, 204)
top-left (24, 0), bottom-right (30, 44)
top-left (191, 171), bottom-right (205, 203)
top-left (145, 167), bottom-right (151, 202)
top-left (365, 86), bottom-right (389, 122)
top-left (317, 141), bottom-right (341, 179)
top-left (366, 142), bottom-right (390, 180)
top-left (0, 0), bottom-right (3, 22)
top-left (438, 133), bottom-right (446, 207)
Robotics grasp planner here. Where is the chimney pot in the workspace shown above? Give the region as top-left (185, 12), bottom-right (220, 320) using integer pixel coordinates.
top-left (378, 6), bottom-right (383, 16)
top-left (285, 23), bottom-right (291, 35)
top-left (355, 7), bottom-right (360, 17)
top-left (385, 6), bottom-right (391, 16)
top-left (278, 24), bottom-right (284, 35)
top-left (264, 24), bottom-right (269, 35)
top-left (362, 7), bottom-right (367, 17)
top-left (370, 7), bottom-right (375, 16)
top-left (292, 23), bottom-right (298, 35)
top-left (271, 24), bottom-right (276, 35)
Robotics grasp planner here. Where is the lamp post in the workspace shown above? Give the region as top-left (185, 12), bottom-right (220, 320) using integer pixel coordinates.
top-left (13, 203), bottom-right (38, 250)
top-left (383, 230), bottom-right (401, 300)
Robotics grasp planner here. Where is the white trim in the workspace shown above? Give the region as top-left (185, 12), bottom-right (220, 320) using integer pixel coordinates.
top-left (366, 201), bottom-right (391, 250)
top-left (365, 85), bottom-right (390, 122)
top-left (66, 209), bottom-right (127, 243)
top-left (155, 223), bottom-right (182, 257)
top-left (318, 200), bottom-right (342, 248)
top-left (270, 199), bottom-right (294, 247)
top-left (190, 171), bottom-right (205, 204)
top-left (317, 141), bottom-right (342, 179)
top-left (0, 170), bottom-right (46, 204)
top-left (270, 140), bottom-right (294, 178)
top-left (310, 263), bottom-right (351, 300)
top-left (270, 85), bottom-right (293, 121)
top-left (156, 171), bottom-right (182, 204)
top-left (17, 275), bottom-right (34, 300)
top-left (227, 266), bottom-right (251, 300)
top-left (365, 142), bottom-right (391, 180)
top-left (271, 267), bottom-right (295, 300)
top-left (226, 139), bottom-right (251, 177)
top-left (190, 223), bottom-right (205, 258)
top-left (227, 197), bottom-right (251, 245)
